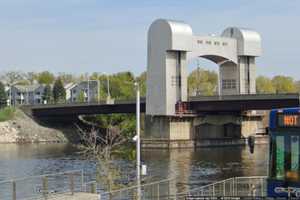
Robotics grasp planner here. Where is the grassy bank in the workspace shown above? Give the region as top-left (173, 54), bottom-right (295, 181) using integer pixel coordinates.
top-left (0, 107), bottom-right (16, 122)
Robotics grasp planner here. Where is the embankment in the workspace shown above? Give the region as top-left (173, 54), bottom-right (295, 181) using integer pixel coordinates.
top-left (0, 109), bottom-right (70, 143)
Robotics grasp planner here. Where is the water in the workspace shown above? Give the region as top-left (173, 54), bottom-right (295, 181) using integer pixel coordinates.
top-left (0, 143), bottom-right (268, 196)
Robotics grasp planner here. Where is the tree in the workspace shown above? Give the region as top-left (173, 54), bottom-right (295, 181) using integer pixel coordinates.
top-left (52, 78), bottom-right (66, 103)
top-left (256, 76), bottom-right (275, 94)
top-left (3, 71), bottom-right (25, 85)
top-left (0, 82), bottom-right (7, 108)
top-left (37, 71), bottom-right (55, 85)
top-left (109, 72), bottom-right (135, 99)
top-left (137, 71), bottom-right (147, 97)
top-left (78, 91), bottom-right (86, 103)
top-left (57, 72), bottom-right (76, 84)
top-left (25, 72), bottom-right (38, 84)
top-left (43, 84), bottom-right (52, 104)
top-left (188, 68), bottom-right (218, 96)
top-left (272, 76), bottom-right (296, 94)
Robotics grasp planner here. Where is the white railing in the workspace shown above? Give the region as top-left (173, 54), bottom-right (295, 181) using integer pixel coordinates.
top-left (176, 176), bottom-right (267, 199)
top-left (99, 178), bottom-right (175, 200)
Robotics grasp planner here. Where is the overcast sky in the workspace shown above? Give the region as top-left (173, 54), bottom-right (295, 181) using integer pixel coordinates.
top-left (0, 0), bottom-right (299, 78)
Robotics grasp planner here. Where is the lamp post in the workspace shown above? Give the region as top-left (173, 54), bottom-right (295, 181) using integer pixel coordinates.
top-left (135, 81), bottom-right (141, 200)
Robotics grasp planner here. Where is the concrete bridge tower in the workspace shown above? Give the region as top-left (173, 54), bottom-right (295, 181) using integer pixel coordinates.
top-left (145, 19), bottom-right (262, 142)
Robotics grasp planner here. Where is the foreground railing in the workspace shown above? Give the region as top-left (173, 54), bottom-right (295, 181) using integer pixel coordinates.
top-left (0, 170), bottom-right (89, 200)
top-left (176, 176), bottom-right (267, 199)
top-left (99, 178), bottom-right (175, 200)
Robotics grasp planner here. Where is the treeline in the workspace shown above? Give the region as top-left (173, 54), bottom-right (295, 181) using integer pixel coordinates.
top-left (1, 69), bottom-right (300, 107)
top-left (188, 68), bottom-right (300, 95)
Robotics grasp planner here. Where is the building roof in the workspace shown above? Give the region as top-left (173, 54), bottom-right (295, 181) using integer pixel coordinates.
top-left (13, 84), bottom-right (43, 92)
top-left (64, 82), bottom-right (77, 90)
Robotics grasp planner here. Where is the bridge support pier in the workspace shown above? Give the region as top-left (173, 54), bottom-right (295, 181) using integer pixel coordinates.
top-left (143, 113), bottom-right (266, 148)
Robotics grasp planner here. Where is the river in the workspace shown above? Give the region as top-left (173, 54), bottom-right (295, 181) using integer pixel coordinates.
top-left (0, 143), bottom-right (268, 197)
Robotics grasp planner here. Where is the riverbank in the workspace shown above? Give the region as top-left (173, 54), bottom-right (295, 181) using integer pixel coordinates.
top-left (0, 108), bottom-right (68, 143)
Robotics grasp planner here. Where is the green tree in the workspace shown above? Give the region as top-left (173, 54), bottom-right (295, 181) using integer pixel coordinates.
top-left (109, 72), bottom-right (135, 99)
top-left (43, 84), bottom-right (52, 104)
top-left (0, 82), bottom-right (7, 108)
top-left (52, 78), bottom-right (66, 103)
top-left (188, 68), bottom-right (218, 96)
top-left (57, 72), bottom-right (76, 84)
top-left (78, 91), bottom-right (86, 103)
top-left (256, 76), bottom-right (275, 94)
top-left (38, 71), bottom-right (55, 85)
top-left (272, 75), bottom-right (296, 94)
top-left (137, 71), bottom-right (147, 97)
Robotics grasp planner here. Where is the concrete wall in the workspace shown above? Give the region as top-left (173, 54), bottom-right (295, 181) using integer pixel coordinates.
top-left (145, 116), bottom-right (192, 140)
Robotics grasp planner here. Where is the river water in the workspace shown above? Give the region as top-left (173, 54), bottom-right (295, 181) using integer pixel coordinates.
top-left (0, 143), bottom-right (268, 197)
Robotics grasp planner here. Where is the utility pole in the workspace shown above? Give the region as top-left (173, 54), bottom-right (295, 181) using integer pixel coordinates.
top-left (135, 81), bottom-right (141, 200)
top-left (87, 78), bottom-right (90, 103)
top-left (107, 74), bottom-right (110, 98)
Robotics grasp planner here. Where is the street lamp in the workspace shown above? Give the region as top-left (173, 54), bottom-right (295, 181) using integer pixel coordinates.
top-left (134, 81), bottom-right (141, 200)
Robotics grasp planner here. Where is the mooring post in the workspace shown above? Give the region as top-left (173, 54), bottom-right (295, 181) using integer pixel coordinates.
top-left (42, 177), bottom-right (48, 199)
top-left (69, 173), bottom-right (74, 195)
top-left (91, 182), bottom-right (96, 194)
top-left (12, 181), bottom-right (16, 200)
top-left (81, 170), bottom-right (84, 192)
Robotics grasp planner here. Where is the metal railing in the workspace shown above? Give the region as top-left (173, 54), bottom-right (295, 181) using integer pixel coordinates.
top-left (176, 176), bottom-right (267, 199)
top-left (0, 170), bottom-right (86, 200)
top-left (99, 178), bottom-right (175, 200)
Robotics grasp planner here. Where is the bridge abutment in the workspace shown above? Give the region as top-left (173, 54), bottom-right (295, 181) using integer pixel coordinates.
top-left (142, 113), bottom-right (266, 148)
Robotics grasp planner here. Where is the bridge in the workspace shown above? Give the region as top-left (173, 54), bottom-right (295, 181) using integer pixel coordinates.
top-left (22, 18), bottom-right (300, 147)
top-left (27, 94), bottom-right (300, 118)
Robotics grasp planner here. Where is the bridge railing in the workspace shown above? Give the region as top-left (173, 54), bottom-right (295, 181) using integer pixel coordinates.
top-left (0, 170), bottom-right (86, 200)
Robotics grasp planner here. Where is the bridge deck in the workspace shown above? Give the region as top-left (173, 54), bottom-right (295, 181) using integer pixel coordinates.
top-left (24, 94), bottom-right (300, 118)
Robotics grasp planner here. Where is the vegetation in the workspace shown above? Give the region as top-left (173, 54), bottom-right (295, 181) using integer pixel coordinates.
top-left (37, 71), bottom-right (55, 85)
top-left (0, 82), bottom-right (7, 108)
top-left (0, 107), bottom-right (16, 122)
top-left (78, 91), bottom-right (86, 103)
top-left (52, 78), bottom-right (66, 103)
top-left (43, 84), bottom-right (52, 104)
top-left (188, 68), bottom-right (218, 96)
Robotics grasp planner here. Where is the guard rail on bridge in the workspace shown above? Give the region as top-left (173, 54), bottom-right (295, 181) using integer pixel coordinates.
top-left (20, 93), bottom-right (300, 119)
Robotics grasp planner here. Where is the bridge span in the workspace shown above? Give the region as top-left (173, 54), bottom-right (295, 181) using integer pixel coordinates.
top-left (25, 94), bottom-right (300, 118)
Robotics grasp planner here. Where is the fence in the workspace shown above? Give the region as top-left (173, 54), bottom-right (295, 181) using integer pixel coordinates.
top-left (0, 170), bottom-right (88, 200)
top-left (99, 178), bottom-right (175, 200)
top-left (176, 176), bottom-right (267, 199)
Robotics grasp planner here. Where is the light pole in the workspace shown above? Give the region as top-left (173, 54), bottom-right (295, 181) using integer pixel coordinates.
top-left (107, 74), bottom-right (110, 98)
top-left (135, 81), bottom-right (141, 199)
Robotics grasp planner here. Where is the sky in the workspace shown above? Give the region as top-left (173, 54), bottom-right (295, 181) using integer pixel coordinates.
top-left (0, 0), bottom-right (299, 78)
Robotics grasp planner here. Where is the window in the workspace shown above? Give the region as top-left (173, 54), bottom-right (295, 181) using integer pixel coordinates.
top-left (197, 40), bottom-right (203, 44)
top-left (36, 92), bottom-right (40, 95)
top-left (206, 41), bottom-right (212, 45)
top-left (222, 42), bottom-right (228, 46)
top-left (270, 134), bottom-right (300, 182)
top-left (171, 76), bottom-right (181, 86)
top-left (214, 41), bottom-right (220, 45)
top-left (222, 79), bottom-right (236, 89)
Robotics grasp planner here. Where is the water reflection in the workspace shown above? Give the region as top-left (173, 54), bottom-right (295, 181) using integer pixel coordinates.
top-left (0, 143), bottom-right (268, 194)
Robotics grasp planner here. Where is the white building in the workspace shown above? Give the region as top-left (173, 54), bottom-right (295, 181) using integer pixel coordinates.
top-left (8, 85), bottom-right (45, 105)
top-left (64, 83), bottom-right (77, 103)
top-left (70, 81), bottom-right (99, 103)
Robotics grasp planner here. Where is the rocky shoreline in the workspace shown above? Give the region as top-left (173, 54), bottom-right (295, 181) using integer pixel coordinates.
top-left (0, 109), bottom-right (68, 144)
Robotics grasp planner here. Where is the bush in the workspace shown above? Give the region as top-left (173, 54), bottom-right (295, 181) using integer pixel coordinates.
top-left (0, 107), bottom-right (16, 122)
